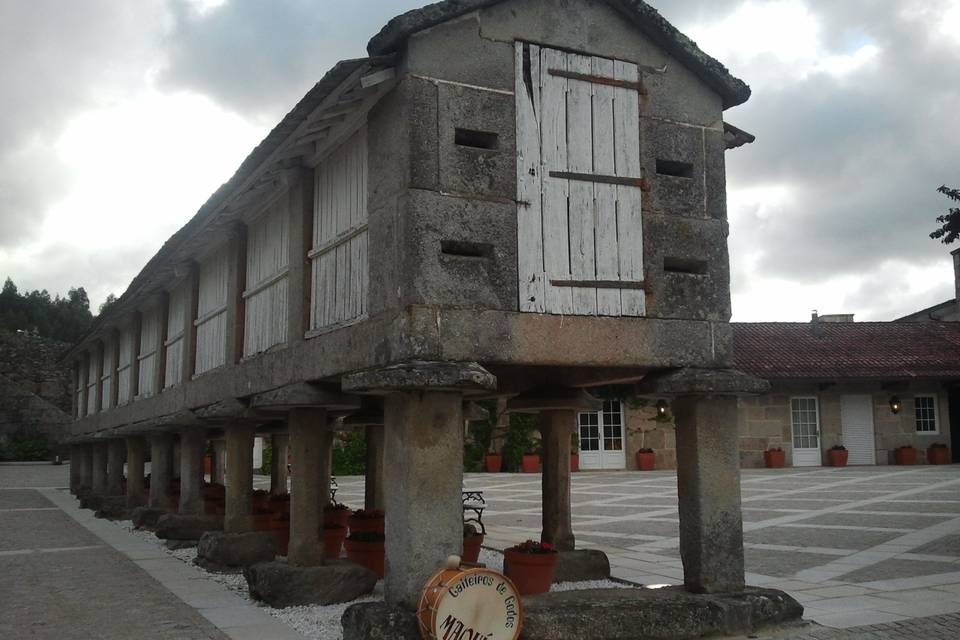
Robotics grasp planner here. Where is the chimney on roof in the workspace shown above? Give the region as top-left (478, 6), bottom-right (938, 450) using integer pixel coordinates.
top-left (810, 311), bottom-right (854, 323)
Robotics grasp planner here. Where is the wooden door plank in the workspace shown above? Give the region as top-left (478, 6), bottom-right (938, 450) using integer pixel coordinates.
top-left (613, 60), bottom-right (645, 317)
top-left (566, 53), bottom-right (598, 315)
top-left (515, 42), bottom-right (546, 313)
top-left (592, 56), bottom-right (622, 317)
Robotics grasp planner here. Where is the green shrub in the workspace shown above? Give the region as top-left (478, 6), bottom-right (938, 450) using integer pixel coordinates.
top-left (333, 431), bottom-right (366, 476)
top-left (463, 400), bottom-right (497, 472)
top-left (502, 413), bottom-right (539, 472)
top-left (260, 439), bottom-right (272, 475)
top-left (0, 438), bottom-right (51, 462)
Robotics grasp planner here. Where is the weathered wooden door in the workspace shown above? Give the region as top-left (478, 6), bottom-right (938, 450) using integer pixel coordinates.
top-left (515, 42), bottom-right (645, 316)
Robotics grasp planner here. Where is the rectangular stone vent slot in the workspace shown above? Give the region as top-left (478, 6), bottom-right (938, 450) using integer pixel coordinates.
top-left (664, 257), bottom-right (707, 275)
top-left (455, 128), bottom-right (499, 150)
top-left (441, 240), bottom-right (493, 259)
top-left (656, 159), bottom-right (694, 179)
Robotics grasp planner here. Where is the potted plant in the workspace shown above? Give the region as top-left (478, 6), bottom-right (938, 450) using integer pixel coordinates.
top-left (503, 539), bottom-right (558, 595)
top-left (323, 522), bottom-right (347, 559)
top-left (636, 448), bottom-right (656, 471)
top-left (348, 508), bottom-right (385, 535)
top-left (485, 452), bottom-right (503, 473)
top-left (764, 447), bottom-right (785, 468)
top-left (269, 492), bottom-right (291, 516)
top-left (521, 449), bottom-right (541, 473)
top-left (462, 523), bottom-right (484, 563)
top-left (345, 531), bottom-right (385, 578)
top-left (570, 432), bottom-right (580, 472)
top-left (894, 445), bottom-right (917, 465)
top-left (324, 501), bottom-right (351, 527)
top-left (829, 445), bottom-right (848, 467)
top-left (270, 514), bottom-right (290, 556)
top-left (928, 443), bottom-right (950, 465)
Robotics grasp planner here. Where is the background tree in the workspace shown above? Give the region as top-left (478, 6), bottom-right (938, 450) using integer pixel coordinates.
top-left (0, 278), bottom-right (94, 343)
top-left (930, 185), bottom-right (960, 244)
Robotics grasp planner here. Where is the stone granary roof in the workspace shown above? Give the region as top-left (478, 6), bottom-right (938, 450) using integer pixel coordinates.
top-left (368, 0), bottom-right (751, 108)
top-left (733, 322), bottom-right (960, 381)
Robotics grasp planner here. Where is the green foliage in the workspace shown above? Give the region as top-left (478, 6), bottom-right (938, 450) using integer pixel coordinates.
top-left (0, 438), bottom-right (51, 462)
top-left (0, 278), bottom-right (94, 343)
top-left (260, 439), bottom-right (273, 475)
top-left (98, 294), bottom-right (118, 316)
top-left (502, 412), bottom-right (539, 472)
top-left (332, 431), bottom-right (367, 476)
top-left (463, 400), bottom-right (497, 472)
top-left (930, 185), bottom-right (960, 244)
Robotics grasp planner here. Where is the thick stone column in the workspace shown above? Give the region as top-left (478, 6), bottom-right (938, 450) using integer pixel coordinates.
top-left (674, 395), bottom-right (745, 594)
top-left (171, 439), bottom-right (182, 480)
top-left (364, 426), bottom-right (385, 512)
top-left (79, 444), bottom-right (94, 493)
top-left (212, 440), bottom-right (226, 485)
top-left (288, 409), bottom-right (329, 566)
top-left (270, 433), bottom-right (290, 496)
top-left (179, 429), bottom-right (206, 515)
top-left (106, 439), bottom-right (126, 496)
top-left (125, 437), bottom-right (146, 504)
top-left (91, 442), bottom-right (109, 495)
top-left (384, 392), bottom-right (465, 607)
top-left (149, 434), bottom-right (175, 509)
top-left (224, 422), bottom-right (256, 533)
top-left (540, 410), bottom-right (576, 551)
top-left (69, 445), bottom-right (82, 494)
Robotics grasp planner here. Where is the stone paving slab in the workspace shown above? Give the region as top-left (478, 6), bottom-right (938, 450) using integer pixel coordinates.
top-left (0, 509), bottom-right (104, 551)
top-left (0, 488), bottom-right (56, 509)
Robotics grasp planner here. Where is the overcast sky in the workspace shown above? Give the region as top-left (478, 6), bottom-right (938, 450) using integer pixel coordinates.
top-left (1, 0), bottom-right (958, 321)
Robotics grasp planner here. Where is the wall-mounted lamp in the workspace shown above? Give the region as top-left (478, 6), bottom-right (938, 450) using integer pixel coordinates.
top-left (889, 396), bottom-right (902, 415)
top-left (656, 399), bottom-right (669, 417)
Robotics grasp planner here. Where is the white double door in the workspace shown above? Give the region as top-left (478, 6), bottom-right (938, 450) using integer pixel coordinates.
top-left (578, 400), bottom-right (626, 470)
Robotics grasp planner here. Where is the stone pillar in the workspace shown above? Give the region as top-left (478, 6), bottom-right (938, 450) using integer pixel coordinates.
top-left (179, 429), bottom-right (206, 515)
top-left (384, 392), bottom-right (465, 607)
top-left (364, 425), bottom-right (385, 512)
top-left (79, 444), bottom-right (94, 493)
top-left (270, 433), bottom-right (290, 496)
top-left (106, 439), bottom-right (126, 496)
top-left (673, 395), bottom-right (745, 594)
top-left (172, 438), bottom-right (182, 480)
top-left (540, 410), bottom-right (575, 551)
top-left (91, 442), bottom-right (109, 495)
top-left (126, 437), bottom-right (146, 504)
top-left (212, 440), bottom-right (226, 485)
top-left (69, 445), bottom-right (82, 494)
top-left (288, 409), bottom-right (330, 566)
top-left (149, 434), bottom-right (175, 509)
top-left (224, 422), bottom-right (255, 533)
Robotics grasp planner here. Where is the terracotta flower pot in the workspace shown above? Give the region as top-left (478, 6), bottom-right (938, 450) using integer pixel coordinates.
top-left (324, 506), bottom-right (351, 528)
top-left (345, 538), bottom-right (385, 578)
top-left (504, 548), bottom-right (558, 595)
top-left (764, 450), bottom-right (785, 468)
top-left (894, 447), bottom-right (917, 465)
top-left (203, 454), bottom-right (212, 475)
top-left (253, 510), bottom-right (274, 532)
top-left (570, 453), bottom-right (580, 472)
top-left (636, 451), bottom-right (656, 471)
top-left (269, 494), bottom-right (290, 517)
top-left (928, 446), bottom-right (950, 465)
top-left (462, 534), bottom-right (484, 563)
top-left (485, 454), bottom-right (503, 473)
top-left (323, 525), bottom-right (347, 559)
top-left (348, 513), bottom-right (385, 535)
top-left (521, 455), bottom-right (541, 473)
top-left (829, 449), bottom-right (848, 467)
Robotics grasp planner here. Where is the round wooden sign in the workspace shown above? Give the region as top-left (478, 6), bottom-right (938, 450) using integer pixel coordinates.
top-left (417, 557), bottom-right (523, 640)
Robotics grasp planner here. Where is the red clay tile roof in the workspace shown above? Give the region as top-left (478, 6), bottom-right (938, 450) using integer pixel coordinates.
top-left (733, 322), bottom-right (960, 381)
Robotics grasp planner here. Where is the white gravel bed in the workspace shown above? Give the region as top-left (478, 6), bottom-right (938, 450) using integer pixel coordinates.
top-left (478, 546), bottom-right (637, 592)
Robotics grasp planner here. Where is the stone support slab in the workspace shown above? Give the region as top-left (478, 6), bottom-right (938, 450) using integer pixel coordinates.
top-left (384, 391), bottom-right (465, 608)
top-left (224, 422), bottom-right (256, 533)
top-left (364, 426), bottom-right (385, 512)
top-left (91, 442), bottom-right (108, 495)
top-left (540, 410), bottom-right (575, 551)
top-left (180, 429), bottom-right (207, 515)
top-left (125, 437), bottom-right (146, 503)
top-left (288, 408), bottom-right (330, 566)
top-left (149, 433), bottom-right (175, 509)
top-left (673, 395), bottom-right (745, 593)
top-left (106, 439), bottom-right (126, 496)
top-left (270, 433), bottom-right (290, 496)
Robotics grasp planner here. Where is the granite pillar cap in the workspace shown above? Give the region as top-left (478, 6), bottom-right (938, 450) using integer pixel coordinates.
top-left (634, 368), bottom-right (770, 397)
top-left (341, 360), bottom-right (496, 394)
top-left (248, 382), bottom-right (363, 412)
top-left (505, 387), bottom-right (603, 413)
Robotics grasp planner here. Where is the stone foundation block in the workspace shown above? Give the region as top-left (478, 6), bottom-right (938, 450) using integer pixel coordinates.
top-left (94, 496), bottom-right (135, 520)
top-left (165, 539), bottom-right (198, 550)
top-left (246, 559), bottom-right (377, 608)
top-left (196, 531), bottom-right (275, 571)
top-left (552, 549), bottom-right (610, 583)
top-left (156, 514), bottom-right (223, 541)
top-left (341, 587), bottom-right (802, 640)
top-left (131, 507), bottom-right (168, 530)
top-left (79, 494), bottom-right (104, 512)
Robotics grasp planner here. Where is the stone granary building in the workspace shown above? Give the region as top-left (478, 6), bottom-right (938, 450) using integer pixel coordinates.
top-left (64, 0), bottom-right (798, 632)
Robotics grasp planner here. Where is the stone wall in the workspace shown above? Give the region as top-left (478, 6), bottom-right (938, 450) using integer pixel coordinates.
top-left (623, 402), bottom-right (677, 470)
top-left (0, 332), bottom-right (72, 447)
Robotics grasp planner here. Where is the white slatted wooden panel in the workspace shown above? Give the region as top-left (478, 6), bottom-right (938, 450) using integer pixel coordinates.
top-left (165, 285), bottom-right (186, 388)
top-left (77, 362), bottom-right (87, 418)
top-left (195, 247), bottom-right (229, 374)
top-left (244, 203), bottom-right (289, 356)
top-left (116, 327), bottom-right (134, 405)
top-left (310, 127), bottom-right (368, 331)
top-left (138, 308), bottom-right (161, 398)
top-left (100, 339), bottom-right (114, 410)
top-left (841, 395), bottom-right (877, 465)
top-left (85, 351), bottom-right (98, 415)
top-left (515, 43), bottom-right (645, 317)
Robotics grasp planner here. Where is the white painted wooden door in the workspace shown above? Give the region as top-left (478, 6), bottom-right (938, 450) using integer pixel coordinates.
top-left (578, 400), bottom-right (627, 470)
top-left (841, 395), bottom-right (876, 465)
top-left (791, 397), bottom-right (821, 467)
top-left (515, 42), bottom-right (645, 317)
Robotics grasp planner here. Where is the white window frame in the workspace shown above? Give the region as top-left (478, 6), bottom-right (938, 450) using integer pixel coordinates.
top-left (914, 394), bottom-right (939, 435)
top-left (790, 396), bottom-right (821, 451)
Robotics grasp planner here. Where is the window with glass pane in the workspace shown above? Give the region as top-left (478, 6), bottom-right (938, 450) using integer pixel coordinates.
top-left (578, 411), bottom-right (600, 451)
top-left (791, 397), bottom-right (819, 449)
top-left (915, 396), bottom-right (937, 433)
top-left (602, 400), bottom-right (624, 451)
